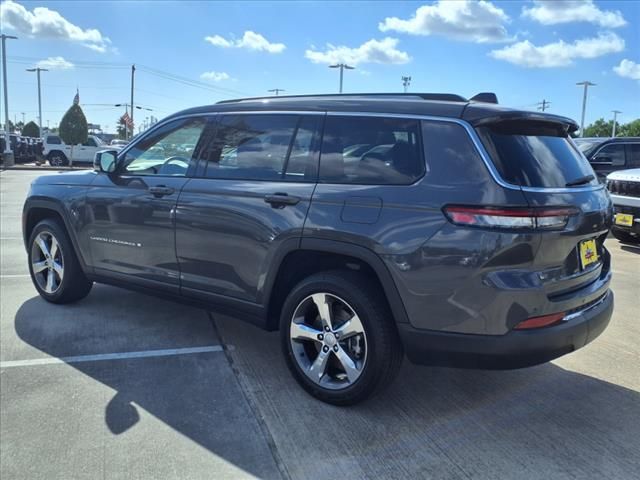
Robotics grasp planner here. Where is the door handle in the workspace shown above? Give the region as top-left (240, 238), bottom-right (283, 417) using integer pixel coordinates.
top-left (264, 193), bottom-right (300, 208)
top-left (148, 185), bottom-right (175, 197)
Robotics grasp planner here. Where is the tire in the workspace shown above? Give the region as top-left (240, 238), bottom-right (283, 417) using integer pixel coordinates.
top-left (47, 151), bottom-right (69, 167)
top-left (28, 219), bottom-right (93, 304)
top-left (280, 270), bottom-right (403, 406)
top-left (611, 228), bottom-right (639, 245)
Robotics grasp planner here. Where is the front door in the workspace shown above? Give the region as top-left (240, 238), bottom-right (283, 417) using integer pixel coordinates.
top-left (176, 113), bottom-right (323, 304)
top-left (84, 116), bottom-right (208, 291)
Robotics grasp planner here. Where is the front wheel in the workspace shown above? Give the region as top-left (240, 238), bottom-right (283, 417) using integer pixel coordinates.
top-left (280, 271), bottom-right (403, 405)
top-left (28, 219), bottom-right (92, 303)
top-left (47, 151), bottom-right (69, 167)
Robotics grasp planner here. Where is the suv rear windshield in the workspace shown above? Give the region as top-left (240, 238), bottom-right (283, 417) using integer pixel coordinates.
top-left (477, 121), bottom-right (597, 188)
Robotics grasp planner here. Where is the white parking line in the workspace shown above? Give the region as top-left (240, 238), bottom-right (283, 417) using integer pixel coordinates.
top-left (0, 345), bottom-right (226, 368)
top-left (0, 274), bottom-right (30, 278)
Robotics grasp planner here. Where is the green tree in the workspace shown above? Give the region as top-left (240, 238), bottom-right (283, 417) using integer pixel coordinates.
top-left (59, 104), bottom-right (88, 145)
top-left (583, 118), bottom-right (614, 137)
top-left (619, 119), bottom-right (640, 137)
top-left (22, 121), bottom-right (40, 138)
top-left (116, 116), bottom-right (128, 140)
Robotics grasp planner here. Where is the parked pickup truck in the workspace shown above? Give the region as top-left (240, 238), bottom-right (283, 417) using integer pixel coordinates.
top-left (42, 134), bottom-right (121, 166)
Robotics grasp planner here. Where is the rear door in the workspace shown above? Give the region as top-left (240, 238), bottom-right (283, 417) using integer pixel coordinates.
top-left (175, 112), bottom-right (323, 304)
top-left (589, 142), bottom-right (626, 181)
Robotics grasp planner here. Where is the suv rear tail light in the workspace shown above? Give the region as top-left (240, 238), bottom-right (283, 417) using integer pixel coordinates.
top-left (514, 312), bottom-right (565, 330)
top-left (443, 206), bottom-right (578, 230)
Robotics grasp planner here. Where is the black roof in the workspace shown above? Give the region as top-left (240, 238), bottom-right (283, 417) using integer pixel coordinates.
top-left (166, 93), bottom-right (580, 132)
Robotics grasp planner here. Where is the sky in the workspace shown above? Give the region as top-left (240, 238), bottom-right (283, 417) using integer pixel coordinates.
top-left (1, 0), bottom-right (639, 134)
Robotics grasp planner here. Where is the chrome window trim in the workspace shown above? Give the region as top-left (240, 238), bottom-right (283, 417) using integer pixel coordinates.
top-left (122, 109), bottom-right (604, 193)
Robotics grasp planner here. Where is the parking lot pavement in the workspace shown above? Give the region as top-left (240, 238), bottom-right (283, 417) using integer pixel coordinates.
top-left (2, 169), bottom-right (639, 480)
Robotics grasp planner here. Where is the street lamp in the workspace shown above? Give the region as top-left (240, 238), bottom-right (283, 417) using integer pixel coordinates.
top-left (611, 110), bottom-right (622, 138)
top-left (329, 63), bottom-right (355, 93)
top-left (576, 81), bottom-right (596, 137)
top-left (1, 34), bottom-right (18, 166)
top-left (26, 67), bottom-right (48, 139)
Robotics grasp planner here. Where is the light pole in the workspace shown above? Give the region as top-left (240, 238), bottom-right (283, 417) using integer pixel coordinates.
top-left (268, 88), bottom-right (285, 96)
top-left (611, 110), bottom-right (622, 138)
top-left (402, 76), bottom-right (411, 93)
top-left (576, 81), bottom-right (596, 137)
top-left (329, 63), bottom-right (355, 93)
top-left (2, 34), bottom-right (18, 166)
top-left (26, 67), bottom-right (48, 139)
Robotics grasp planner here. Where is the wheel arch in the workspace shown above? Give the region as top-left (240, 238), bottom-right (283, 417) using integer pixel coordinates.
top-left (264, 238), bottom-right (409, 331)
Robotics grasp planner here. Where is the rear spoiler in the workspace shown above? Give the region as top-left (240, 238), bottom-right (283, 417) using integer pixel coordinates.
top-left (469, 92), bottom-right (498, 104)
top-left (467, 111), bottom-right (579, 134)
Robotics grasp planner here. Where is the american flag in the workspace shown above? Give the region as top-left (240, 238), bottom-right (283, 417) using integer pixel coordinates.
top-left (121, 111), bottom-right (133, 128)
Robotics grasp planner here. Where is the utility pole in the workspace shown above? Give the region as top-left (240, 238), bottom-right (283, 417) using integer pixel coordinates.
top-left (129, 64), bottom-right (135, 140)
top-left (21, 112), bottom-right (25, 123)
top-left (268, 88), bottom-right (285, 96)
top-left (329, 63), bottom-right (355, 93)
top-left (26, 67), bottom-right (48, 139)
top-left (402, 76), bottom-right (411, 93)
top-left (537, 99), bottom-right (551, 112)
top-left (576, 81), bottom-right (596, 137)
top-left (611, 110), bottom-right (622, 138)
top-left (2, 34), bottom-right (18, 167)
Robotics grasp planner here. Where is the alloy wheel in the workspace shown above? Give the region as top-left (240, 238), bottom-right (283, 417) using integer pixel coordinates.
top-left (289, 293), bottom-right (368, 390)
top-left (31, 231), bottom-right (64, 294)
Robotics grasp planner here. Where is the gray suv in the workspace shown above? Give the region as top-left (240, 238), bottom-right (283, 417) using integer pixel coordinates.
top-left (22, 93), bottom-right (614, 405)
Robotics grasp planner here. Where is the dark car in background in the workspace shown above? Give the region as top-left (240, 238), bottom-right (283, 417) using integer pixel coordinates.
top-left (575, 137), bottom-right (640, 182)
top-left (22, 93), bottom-right (614, 405)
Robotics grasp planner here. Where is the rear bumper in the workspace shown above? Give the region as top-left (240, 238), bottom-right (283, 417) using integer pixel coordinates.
top-left (399, 290), bottom-right (613, 369)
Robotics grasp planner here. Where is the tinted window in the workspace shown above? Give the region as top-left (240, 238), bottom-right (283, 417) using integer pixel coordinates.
top-left (122, 117), bottom-right (206, 176)
top-left (627, 143), bottom-right (640, 167)
top-left (593, 144), bottom-right (625, 166)
top-left (319, 116), bottom-right (424, 185)
top-left (47, 136), bottom-right (61, 145)
top-left (421, 121), bottom-right (486, 184)
top-left (204, 114), bottom-right (320, 181)
top-left (83, 137), bottom-right (97, 147)
top-left (478, 121), bottom-right (597, 188)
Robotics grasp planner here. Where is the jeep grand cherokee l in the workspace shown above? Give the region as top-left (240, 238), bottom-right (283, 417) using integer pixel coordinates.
top-left (22, 93), bottom-right (614, 405)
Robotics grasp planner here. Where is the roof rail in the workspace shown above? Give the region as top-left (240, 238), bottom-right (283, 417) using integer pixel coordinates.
top-left (216, 92), bottom-right (469, 104)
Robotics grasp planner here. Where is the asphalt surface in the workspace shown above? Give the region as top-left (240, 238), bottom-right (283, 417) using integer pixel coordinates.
top-left (1, 169), bottom-right (639, 480)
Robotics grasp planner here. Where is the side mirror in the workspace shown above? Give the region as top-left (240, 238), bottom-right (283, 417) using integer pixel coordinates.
top-left (94, 150), bottom-right (118, 173)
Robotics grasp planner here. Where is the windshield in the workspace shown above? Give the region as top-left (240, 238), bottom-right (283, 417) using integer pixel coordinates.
top-left (478, 121), bottom-right (597, 188)
top-left (574, 139), bottom-right (602, 154)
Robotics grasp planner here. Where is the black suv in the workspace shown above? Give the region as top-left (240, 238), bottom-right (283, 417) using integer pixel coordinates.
top-left (22, 93), bottom-right (614, 405)
top-left (575, 137), bottom-right (640, 182)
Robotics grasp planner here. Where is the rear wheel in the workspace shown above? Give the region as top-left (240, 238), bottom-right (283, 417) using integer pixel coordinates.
top-left (28, 219), bottom-right (92, 303)
top-left (280, 271), bottom-right (403, 405)
top-left (611, 228), bottom-right (639, 245)
top-left (47, 151), bottom-right (69, 167)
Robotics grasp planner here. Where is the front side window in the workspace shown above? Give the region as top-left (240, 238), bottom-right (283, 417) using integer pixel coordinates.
top-left (203, 114), bottom-right (320, 181)
top-left (83, 137), bottom-right (97, 147)
top-left (319, 116), bottom-right (424, 185)
top-left (627, 143), bottom-right (640, 167)
top-left (122, 117), bottom-right (206, 176)
top-left (478, 121), bottom-right (598, 188)
top-left (47, 136), bottom-right (61, 145)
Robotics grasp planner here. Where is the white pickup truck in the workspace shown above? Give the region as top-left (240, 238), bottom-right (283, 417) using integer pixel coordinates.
top-left (42, 134), bottom-right (120, 166)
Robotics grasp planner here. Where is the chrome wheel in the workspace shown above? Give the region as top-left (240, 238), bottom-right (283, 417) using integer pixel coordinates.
top-left (289, 293), bottom-right (367, 390)
top-left (31, 231), bottom-right (64, 294)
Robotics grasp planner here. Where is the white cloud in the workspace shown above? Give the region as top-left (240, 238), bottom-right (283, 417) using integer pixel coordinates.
top-left (378, 0), bottom-right (511, 43)
top-left (305, 38), bottom-right (410, 66)
top-left (490, 32), bottom-right (625, 68)
top-left (522, 0), bottom-right (626, 28)
top-left (36, 56), bottom-right (74, 70)
top-left (613, 59), bottom-right (640, 81)
top-left (204, 31), bottom-right (285, 53)
top-left (0, 0), bottom-right (111, 52)
top-left (200, 71), bottom-right (231, 82)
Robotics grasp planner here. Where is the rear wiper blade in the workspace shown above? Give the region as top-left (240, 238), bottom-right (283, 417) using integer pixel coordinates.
top-left (566, 174), bottom-right (595, 187)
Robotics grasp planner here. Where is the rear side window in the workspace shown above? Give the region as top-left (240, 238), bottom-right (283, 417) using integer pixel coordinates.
top-left (319, 116), bottom-right (424, 185)
top-left (478, 122), bottom-right (597, 188)
top-left (203, 114), bottom-right (320, 181)
top-left (592, 143), bottom-right (625, 166)
top-left (627, 143), bottom-right (640, 167)
top-left (47, 136), bottom-right (61, 145)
